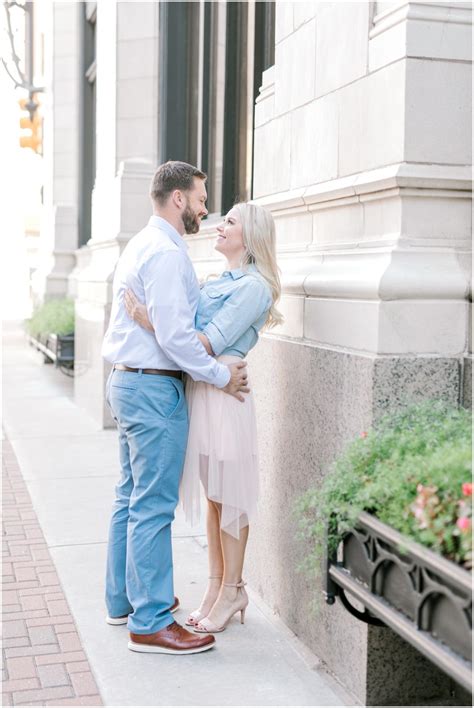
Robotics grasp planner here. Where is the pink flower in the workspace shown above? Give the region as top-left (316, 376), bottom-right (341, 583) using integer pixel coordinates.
top-left (360, 432), bottom-right (368, 439)
top-left (456, 517), bottom-right (471, 531)
top-left (462, 482), bottom-right (472, 497)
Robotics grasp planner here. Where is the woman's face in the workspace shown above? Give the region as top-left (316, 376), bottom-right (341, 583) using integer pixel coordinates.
top-left (215, 208), bottom-right (246, 263)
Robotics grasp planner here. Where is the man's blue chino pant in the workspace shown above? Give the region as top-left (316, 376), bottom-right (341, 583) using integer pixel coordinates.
top-left (105, 368), bottom-right (188, 634)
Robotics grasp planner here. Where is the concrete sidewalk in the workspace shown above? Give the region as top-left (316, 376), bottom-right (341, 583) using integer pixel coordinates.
top-left (2, 323), bottom-right (353, 707)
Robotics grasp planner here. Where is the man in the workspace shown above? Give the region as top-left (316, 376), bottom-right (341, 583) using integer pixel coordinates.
top-left (102, 161), bottom-right (249, 655)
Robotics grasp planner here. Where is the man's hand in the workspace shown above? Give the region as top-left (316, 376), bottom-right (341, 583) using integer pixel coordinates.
top-left (222, 361), bottom-right (250, 402)
top-left (124, 289), bottom-right (154, 332)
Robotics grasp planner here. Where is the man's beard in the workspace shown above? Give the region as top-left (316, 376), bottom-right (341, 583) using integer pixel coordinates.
top-left (182, 202), bottom-right (200, 234)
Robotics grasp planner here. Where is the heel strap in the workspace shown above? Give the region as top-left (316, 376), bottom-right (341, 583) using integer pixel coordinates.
top-left (223, 580), bottom-right (246, 588)
top-left (208, 575), bottom-right (223, 580)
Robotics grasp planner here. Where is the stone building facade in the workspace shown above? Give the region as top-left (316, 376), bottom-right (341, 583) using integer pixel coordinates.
top-left (33, 2), bottom-right (472, 704)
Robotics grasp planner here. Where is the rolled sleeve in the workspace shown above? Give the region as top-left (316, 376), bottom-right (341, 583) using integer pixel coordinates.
top-left (143, 251), bottom-right (230, 387)
top-left (202, 278), bottom-right (271, 356)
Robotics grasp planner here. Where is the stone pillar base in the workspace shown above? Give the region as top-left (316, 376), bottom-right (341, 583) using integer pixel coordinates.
top-left (245, 335), bottom-right (468, 705)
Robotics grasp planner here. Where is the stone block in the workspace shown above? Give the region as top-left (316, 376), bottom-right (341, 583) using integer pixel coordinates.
top-left (362, 193), bottom-right (402, 244)
top-left (253, 115), bottom-right (291, 198)
top-left (117, 1), bottom-right (158, 40)
top-left (53, 177), bottom-right (76, 204)
top-left (274, 209), bottom-right (313, 248)
top-left (372, 356), bottom-right (461, 419)
top-left (315, 2), bottom-right (369, 98)
top-left (54, 153), bottom-right (77, 179)
top-left (304, 297), bottom-right (380, 351)
top-left (275, 2), bottom-right (294, 44)
top-left (53, 79), bottom-right (80, 108)
top-left (366, 626), bottom-right (452, 705)
top-left (405, 59), bottom-right (472, 166)
top-left (377, 301), bottom-right (468, 356)
top-left (338, 60), bottom-right (405, 177)
top-left (294, 1), bottom-right (317, 29)
top-left (462, 355), bottom-right (472, 409)
top-left (406, 15), bottom-right (472, 62)
top-left (311, 200), bottom-right (364, 247)
top-left (117, 78), bottom-right (156, 120)
top-left (117, 118), bottom-right (157, 165)
top-left (369, 18), bottom-right (406, 72)
top-left (117, 38), bottom-right (158, 80)
top-left (275, 19), bottom-right (316, 115)
top-left (53, 30), bottom-right (78, 58)
top-left (254, 67), bottom-right (275, 129)
top-left (52, 54), bottom-right (78, 82)
top-left (272, 294), bottom-right (304, 339)
top-left (290, 94), bottom-right (338, 188)
top-left (401, 194), bottom-right (471, 246)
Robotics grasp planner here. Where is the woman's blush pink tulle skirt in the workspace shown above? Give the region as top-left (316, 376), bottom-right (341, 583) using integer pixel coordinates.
top-left (179, 355), bottom-right (259, 540)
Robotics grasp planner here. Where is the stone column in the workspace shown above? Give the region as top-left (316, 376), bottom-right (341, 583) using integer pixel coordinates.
top-left (31, 2), bottom-right (81, 302)
top-left (238, 1), bottom-right (471, 704)
top-left (73, 1), bottom-right (160, 426)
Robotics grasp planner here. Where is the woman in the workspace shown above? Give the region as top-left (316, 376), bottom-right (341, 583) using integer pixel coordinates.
top-left (124, 202), bottom-right (283, 633)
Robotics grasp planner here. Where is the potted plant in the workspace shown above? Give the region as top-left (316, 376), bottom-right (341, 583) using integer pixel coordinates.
top-left (297, 401), bottom-right (472, 691)
top-left (26, 298), bottom-right (75, 371)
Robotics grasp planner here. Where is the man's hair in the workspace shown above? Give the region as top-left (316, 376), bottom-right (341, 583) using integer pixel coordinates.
top-left (150, 161), bottom-right (207, 205)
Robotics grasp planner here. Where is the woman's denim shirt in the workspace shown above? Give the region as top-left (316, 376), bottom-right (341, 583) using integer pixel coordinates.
top-left (196, 265), bottom-right (272, 358)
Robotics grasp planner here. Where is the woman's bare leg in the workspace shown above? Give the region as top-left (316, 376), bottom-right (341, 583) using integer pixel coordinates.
top-left (186, 499), bottom-right (223, 624)
top-left (196, 512), bottom-right (250, 629)
top-left (207, 500), bottom-right (224, 578)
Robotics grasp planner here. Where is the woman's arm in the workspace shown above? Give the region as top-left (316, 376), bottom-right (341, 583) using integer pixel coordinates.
top-left (197, 332), bottom-right (214, 355)
top-left (124, 288), bottom-right (215, 355)
top-left (201, 279), bottom-right (271, 357)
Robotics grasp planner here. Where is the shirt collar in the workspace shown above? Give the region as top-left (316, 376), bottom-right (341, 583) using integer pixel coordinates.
top-left (148, 215), bottom-right (188, 251)
top-left (223, 264), bottom-right (258, 280)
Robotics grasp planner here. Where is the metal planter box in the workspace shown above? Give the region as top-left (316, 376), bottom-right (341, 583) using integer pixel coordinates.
top-left (326, 512), bottom-right (472, 692)
top-left (29, 333), bottom-right (74, 369)
top-left (47, 333), bottom-right (74, 366)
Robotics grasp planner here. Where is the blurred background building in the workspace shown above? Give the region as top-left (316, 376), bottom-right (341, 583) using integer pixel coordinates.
top-left (8, 1), bottom-right (472, 704)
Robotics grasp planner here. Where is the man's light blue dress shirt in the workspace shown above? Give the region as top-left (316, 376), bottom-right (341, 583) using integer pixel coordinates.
top-left (102, 216), bottom-right (230, 388)
top-left (197, 265), bottom-right (272, 358)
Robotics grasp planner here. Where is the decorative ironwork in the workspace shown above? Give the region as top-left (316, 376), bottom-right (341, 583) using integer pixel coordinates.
top-left (325, 512), bottom-right (472, 692)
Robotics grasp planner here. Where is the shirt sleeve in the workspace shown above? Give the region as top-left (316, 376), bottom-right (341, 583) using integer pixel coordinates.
top-left (142, 250), bottom-right (230, 387)
top-left (202, 278), bottom-right (271, 357)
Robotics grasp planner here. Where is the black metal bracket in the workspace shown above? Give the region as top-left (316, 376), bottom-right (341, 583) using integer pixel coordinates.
top-left (325, 561), bottom-right (385, 625)
top-left (337, 583), bottom-right (386, 626)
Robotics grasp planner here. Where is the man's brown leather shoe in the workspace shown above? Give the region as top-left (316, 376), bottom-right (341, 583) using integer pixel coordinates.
top-left (128, 621), bottom-right (215, 654)
top-left (106, 596), bottom-right (180, 625)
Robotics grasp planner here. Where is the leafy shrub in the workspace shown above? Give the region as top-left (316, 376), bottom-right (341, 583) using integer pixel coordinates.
top-left (297, 401), bottom-right (472, 579)
top-left (26, 298), bottom-right (75, 339)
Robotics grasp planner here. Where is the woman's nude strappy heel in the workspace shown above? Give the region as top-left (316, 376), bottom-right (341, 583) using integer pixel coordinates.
top-left (193, 580), bottom-right (248, 633)
top-left (185, 575), bottom-right (222, 627)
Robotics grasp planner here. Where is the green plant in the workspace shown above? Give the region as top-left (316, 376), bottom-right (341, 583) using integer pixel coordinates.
top-left (297, 401), bottom-right (472, 582)
top-left (26, 298), bottom-right (75, 339)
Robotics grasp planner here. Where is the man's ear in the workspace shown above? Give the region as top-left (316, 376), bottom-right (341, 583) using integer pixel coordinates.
top-left (171, 189), bottom-right (184, 209)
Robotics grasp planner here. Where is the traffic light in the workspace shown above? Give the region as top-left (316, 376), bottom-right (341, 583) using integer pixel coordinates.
top-left (18, 97), bottom-right (42, 153)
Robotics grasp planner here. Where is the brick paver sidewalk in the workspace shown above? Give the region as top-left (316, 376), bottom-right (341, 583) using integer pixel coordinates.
top-left (2, 436), bottom-right (103, 706)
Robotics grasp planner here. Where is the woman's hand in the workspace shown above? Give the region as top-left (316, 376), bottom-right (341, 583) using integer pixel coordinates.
top-left (124, 289), bottom-right (154, 332)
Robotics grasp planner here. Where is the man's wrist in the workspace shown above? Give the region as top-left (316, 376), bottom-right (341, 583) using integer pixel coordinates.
top-left (214, 363), bottom-right (231, 389)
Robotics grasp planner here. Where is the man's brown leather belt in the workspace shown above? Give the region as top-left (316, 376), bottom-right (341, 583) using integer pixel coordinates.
top-left (114, 364), bottom-right (182, 380)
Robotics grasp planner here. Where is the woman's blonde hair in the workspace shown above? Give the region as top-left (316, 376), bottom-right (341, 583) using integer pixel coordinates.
top-left (233, 202), bottom-right (283, 329)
